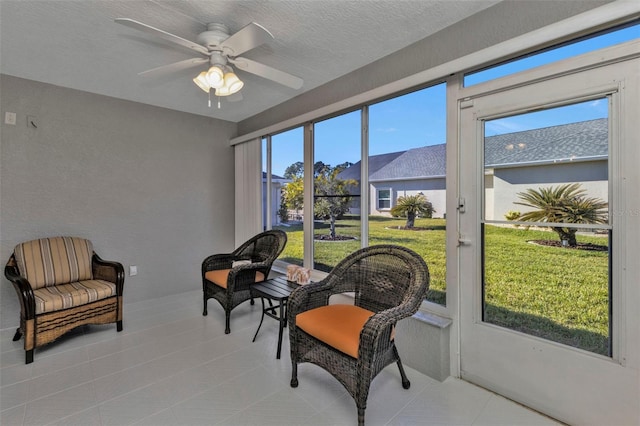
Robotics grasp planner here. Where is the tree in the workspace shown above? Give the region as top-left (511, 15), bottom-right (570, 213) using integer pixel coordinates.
top-left (278, 192), bottom-right (289, 223)
top-left (281, 176), bottom-right (304, 215)
top-left (280, 161), bottom-right (357, 238)
top-left (314, 167), bottom-right (357, 238)
top-left (514, 183), bottom-right (608, 247)
top-left (313, 161), bottom-right (331, 177)
top-left (392, 194), bottom-right (435, 228)
top-left (284, 162), bottom-right (304, 179)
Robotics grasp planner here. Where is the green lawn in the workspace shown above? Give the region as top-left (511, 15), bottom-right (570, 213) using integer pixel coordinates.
top-left (275, 216), bottom-right (609, 355)
top-left (484, 225), bottom-right (609, 355)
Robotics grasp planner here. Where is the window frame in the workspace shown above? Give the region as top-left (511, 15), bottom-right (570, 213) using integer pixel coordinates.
top-left (376, 188), bottom-right (392, 211)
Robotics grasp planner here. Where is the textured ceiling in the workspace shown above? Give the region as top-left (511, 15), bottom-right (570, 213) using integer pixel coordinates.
top-left (0, 0), bottom-right (499, 122)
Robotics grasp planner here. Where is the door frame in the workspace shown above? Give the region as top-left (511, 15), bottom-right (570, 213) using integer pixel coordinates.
top-left (455, 41), bottom-right (639, 425)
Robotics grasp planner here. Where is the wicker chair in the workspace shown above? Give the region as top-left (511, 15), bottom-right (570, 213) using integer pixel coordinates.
top-left (288, 245), bottom-right (430, 426)
top-left (5, 236), bottom-right (125, 364)
top-left (202, 230), bottom-right (287, 334)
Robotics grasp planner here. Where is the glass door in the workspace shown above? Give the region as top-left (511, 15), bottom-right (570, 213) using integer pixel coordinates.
top-left (458, 52), bottom-right (639, 425)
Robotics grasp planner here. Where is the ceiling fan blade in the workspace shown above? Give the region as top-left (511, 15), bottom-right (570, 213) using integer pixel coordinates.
top-left (138, 58), bottom-right (209, 78)
top-left (230, 57), bottom-right (303, 90)
top-left (115, 18), bottom-right (210, 56)
top-left (220, 22), bottom-right (274, 56)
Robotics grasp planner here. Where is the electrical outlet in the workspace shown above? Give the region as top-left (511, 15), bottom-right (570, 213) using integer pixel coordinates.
top-left (4, 112), bottom-right (16, 125)
top-left (129, 265), bottom-right (138, 276)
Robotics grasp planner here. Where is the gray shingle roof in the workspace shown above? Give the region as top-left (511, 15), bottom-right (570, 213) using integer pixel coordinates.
top-left (484, 118), bottom-right (607, 167)
top-left (263, 171), bottom-right (286, 179)
top-left (337, 118), bottom-right (608, 182)
top-left (369, 144), bottom-right (446, 181)
top-left (337, 151), bottom-right (405, 180)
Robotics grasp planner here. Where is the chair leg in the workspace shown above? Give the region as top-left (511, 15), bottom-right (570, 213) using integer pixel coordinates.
top-left (26, 349), bottom-right (34, 364)
top-left (117, 320), bottom-right (123, 332)
top-left (13, 328), bottom-right (22, 341)
top-left (357, 407), bottom-right (365, 426)
top-left (290, 362), bottom-right (298, 387)
top-left (225, 311), bottom-right (231, 334)
top-left (203, 296), bottom-right (208, 316)
top-left (394, 346), bottom-right (411, 389)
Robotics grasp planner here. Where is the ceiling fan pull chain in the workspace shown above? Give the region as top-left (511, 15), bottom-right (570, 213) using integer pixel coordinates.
top-left (208, 91), bottom-right (211, 108)
top-left (218, 97), bottom-right (221, 109)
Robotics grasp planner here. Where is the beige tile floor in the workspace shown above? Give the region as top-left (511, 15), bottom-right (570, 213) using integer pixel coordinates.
top-left (1, 290), bottom-right (561, 425)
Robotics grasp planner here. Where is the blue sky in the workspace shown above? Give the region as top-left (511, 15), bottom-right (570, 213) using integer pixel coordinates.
top-left (266, 24), bottom-right (638, 176)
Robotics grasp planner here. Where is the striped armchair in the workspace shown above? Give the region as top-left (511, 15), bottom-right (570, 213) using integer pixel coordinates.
top-left (5, 236), bottom-right (125, 363)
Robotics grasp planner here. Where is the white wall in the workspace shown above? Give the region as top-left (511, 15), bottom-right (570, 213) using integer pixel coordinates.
top-left (370, 178), bottom-right (447, 218)
top-left (490, 160), bottom-right (608, 220)
top-left (0, 75), bottom-right (237, 329)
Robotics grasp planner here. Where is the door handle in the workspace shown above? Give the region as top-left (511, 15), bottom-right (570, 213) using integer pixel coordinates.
top-left (457, 237), bottom-right (472, 246)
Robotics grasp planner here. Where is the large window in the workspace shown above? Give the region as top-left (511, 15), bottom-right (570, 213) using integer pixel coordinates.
top-left (368, 83), bottom-right (448, 305)
top-left (261, 84), bottom-right (448, 305)
top-left (312, 111), bottom-right (362, 272)
top-left (263, 127), bottom-right (306, 266)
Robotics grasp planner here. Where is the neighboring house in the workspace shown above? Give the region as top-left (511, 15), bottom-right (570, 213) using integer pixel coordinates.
top-left (262, 172), bottom-right (290, 227)
top-left (485, 118), bottom-right (607, 220)
top-left (369, 144), bottom-right (447, 218)
top-left (338, 118), bottom-right (608, 220)
top-left (337, 151), bottom-right (405, 214)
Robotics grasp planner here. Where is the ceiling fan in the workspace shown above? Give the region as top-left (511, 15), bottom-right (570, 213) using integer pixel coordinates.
top-left (115, 18), bottom-right (304, 106)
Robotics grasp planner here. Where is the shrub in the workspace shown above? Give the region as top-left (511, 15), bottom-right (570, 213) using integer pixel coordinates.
top-left (504, 210), bottom-right (521, 221)
top-left (393, 194), bottom-right (435, 228)
top-left (390, 205), bottom-right (403, 218)
top-left (278, 194), bottom-right (289, 223)
top-left (514, 183), bottom-right (608, 247)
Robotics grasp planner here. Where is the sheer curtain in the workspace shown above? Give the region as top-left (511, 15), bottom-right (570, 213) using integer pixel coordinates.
top-left (234, 138), bottom-right (263, 246)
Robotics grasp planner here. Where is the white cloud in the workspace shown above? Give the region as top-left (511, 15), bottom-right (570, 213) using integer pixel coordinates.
top-left (485, 120), bottom-right (526, 136)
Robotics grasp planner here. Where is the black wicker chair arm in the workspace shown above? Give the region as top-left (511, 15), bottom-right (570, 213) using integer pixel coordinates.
top-left (202, 253), bottom-right (235, 272)
top-left (224, 262), bottom-right (270, 291)
top-left (4, 259), bottom-right (36, 320)
top-left (358, 303), bottom-right (418, 357)
top-left (287, 279), bottom-right (337, 326)
top-left (92, 254), bottom-right (125, 294)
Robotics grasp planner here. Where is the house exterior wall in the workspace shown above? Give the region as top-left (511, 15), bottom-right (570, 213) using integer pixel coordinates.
top-left (487, 160), bottom-right (607, 220)
top-left (369, 178), bottom-right (446, 218)
top-left (367, 160), bottom-right (606, 222)
top-left (262, 182), bottom-right (285, 227)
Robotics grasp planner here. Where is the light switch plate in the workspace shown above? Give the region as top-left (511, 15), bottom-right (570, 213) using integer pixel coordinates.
top-left (4, 112), bottom-right (16, 125)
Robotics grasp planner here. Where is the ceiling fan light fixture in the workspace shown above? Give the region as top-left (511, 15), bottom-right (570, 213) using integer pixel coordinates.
top-left (205, 65), bottom-right (224, 88)
top-left (193, 71), bottom-right (211, 93)
top-left (224, 71), bottom-right (244, 95)
top-left (214, 86), bottom-right (231, 97)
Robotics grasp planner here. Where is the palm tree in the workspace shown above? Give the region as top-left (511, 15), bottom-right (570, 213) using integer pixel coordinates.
top-left (392, 194), bottom-right (435, 228)
top-left (514, 183), bottom-right (608, 247)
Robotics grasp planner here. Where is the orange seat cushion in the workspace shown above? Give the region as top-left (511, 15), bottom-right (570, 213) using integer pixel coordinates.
top-left (205, 269), bottom-right (265, 289)
top-left (296, 304), bottom-right (375, 358)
